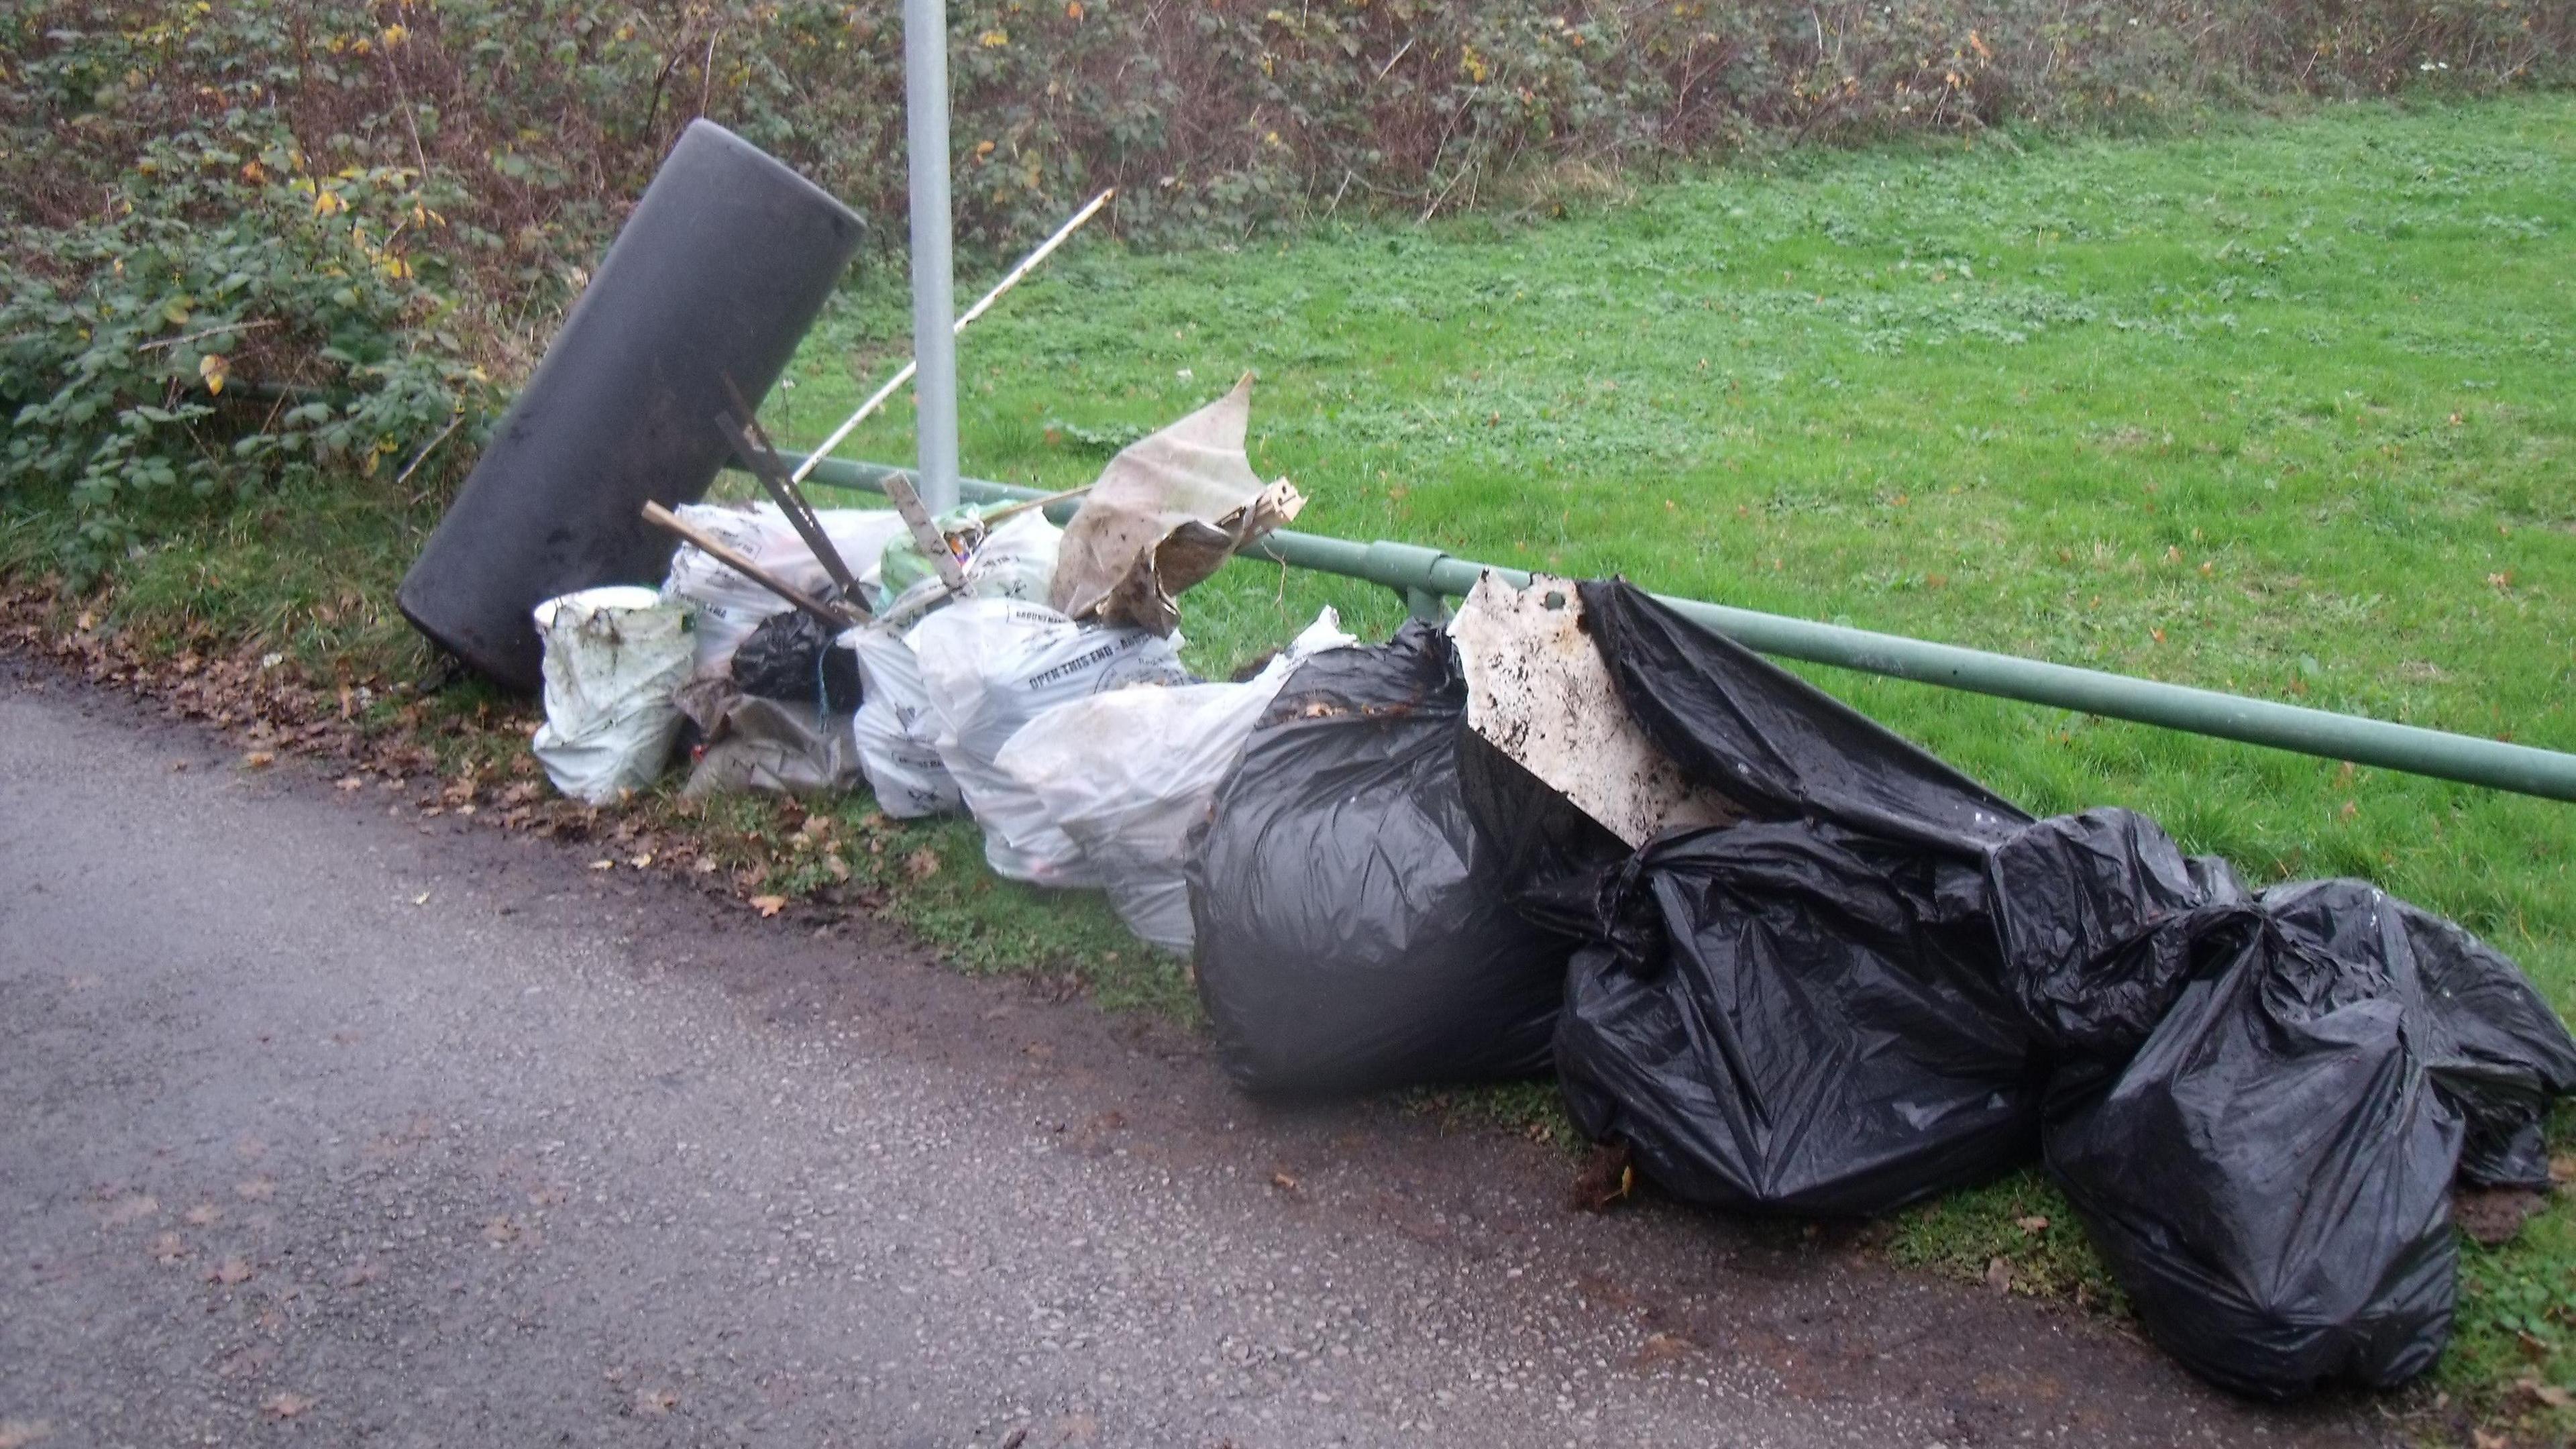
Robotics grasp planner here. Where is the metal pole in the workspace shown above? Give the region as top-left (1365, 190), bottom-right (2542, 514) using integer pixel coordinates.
top-left (759, 449), bottom-right (2576, 805)
top-left (901, 0), bottom-right (960, 513)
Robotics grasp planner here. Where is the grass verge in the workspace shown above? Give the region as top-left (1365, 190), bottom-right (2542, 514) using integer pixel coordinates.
top-left (6, 94), bottom-right (2573, 1443)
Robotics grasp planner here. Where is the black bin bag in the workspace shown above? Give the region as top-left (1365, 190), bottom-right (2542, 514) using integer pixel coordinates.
top-left (1556, 820), bottom-right (2044, 1216)
top-left (1542, 580), bottom-right (2045, 1214)
top-left (2029, 872), bottom-right (2576, 1400)
top-left (1187, 624), bottom-right (1575, 1096)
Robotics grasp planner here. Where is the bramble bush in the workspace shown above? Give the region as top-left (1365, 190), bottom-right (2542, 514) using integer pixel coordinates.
top-left (2, 1), bottom-right (2569, 581)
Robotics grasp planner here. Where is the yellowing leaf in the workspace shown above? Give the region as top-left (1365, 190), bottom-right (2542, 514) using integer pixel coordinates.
top-left (978, 28), bottom-right (1008, 46)
top-left (198, 352), bottom-right (228, 396)
top-left (749, 894), bottom-right (787, 918)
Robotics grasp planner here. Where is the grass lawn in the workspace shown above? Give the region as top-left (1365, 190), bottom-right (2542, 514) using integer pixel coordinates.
top-left (10, 93), bottom-right (2571, 1436)
top-left (763, 93), bottom-right (2576, 1431)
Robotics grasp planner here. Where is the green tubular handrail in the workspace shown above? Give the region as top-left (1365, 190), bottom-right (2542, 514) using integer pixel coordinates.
top-left (763, 451), bottom-right (2576, 804)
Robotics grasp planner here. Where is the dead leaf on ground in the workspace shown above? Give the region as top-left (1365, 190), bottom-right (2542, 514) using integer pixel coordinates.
top-left (1568, 1142), bottom-right (1636, 1214)
top-left (242, 751), bottom-right (276, 769)
top-left (2520, 1377), bottom-right (2575, 1409)
top-left (634, 1387), bottom-right (679, 1417)
top-left (334, 775), bottom-right (365, 792)
top-left (1984, 1256), bottom-right (2013, 1294)
top-left (2472, 1430), bottom-right (2510, 1449)
top-left (483, 1214), bottom-right (521, 1244)
top-left (1269, 1171), bottom-right (1301, 1193)
top-left (904, 847), bottom-right (941, 881)
top-left (0, 1419), bottom-right (54, 1449)
top-left (2015, 1215), bottom-right (2051, 1235)
top-left (235, 1176), bottom-right (275, 1201)
top-left (207, 1255), bottom-right (254, 1285)
top-left (99, 1193), bottom-right (159, 1226)
top-left (2551, 1152), bottom-right (2575, 1188)
top-left (749, 895), bottom-right (787, 918)
top-left (182, 1203), bottom-right (223, 1227)
top-left (1633, 1331), bottom-right (1695, 1368)
top-left (335, 1258), bottom-right (383, 1289)
top-left (148, 1231), bottom-right (188, 1265)
top-left (588, 859), bottom-right (615, 871)
top-left (260, 1391), bottom-right (313, 1420)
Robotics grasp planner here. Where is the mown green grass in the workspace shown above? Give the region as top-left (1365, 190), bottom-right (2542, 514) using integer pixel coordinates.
top-left (761, 95), bottom-right (2576, 1433)
top-left (9, 93), bottom-right (2570, 1437)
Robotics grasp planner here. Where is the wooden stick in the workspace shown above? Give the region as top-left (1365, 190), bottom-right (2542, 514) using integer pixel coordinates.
top-left (877, 470), bottom-right (970, 595)
top-left (788, 188), bottom-right (1116, 485)
top-left (641, 501), bottom-right (862, 630)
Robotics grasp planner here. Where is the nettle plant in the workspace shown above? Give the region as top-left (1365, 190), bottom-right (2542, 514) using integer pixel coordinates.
top-left (0, 111), bottom-right (492, 585)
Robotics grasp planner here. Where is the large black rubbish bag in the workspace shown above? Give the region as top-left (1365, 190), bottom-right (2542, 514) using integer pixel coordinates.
top-left (1988, 808), bottom-right (2245, 1070)
top-left (1187, 624), bottom-right (1574, 1096)
top-left (2041, 878), bottom-right (2576, 1400)
top-left (1556, 820), bottom-right (2043, 1216)
top-left (1576, 580), bottom-right (2029, 854)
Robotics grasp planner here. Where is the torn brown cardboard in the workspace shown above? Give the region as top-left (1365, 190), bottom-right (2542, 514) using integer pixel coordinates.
top-left (1448, 573), bottom-right (1737, 847)
top-left (1049, 372), bottom-right (1305, 636)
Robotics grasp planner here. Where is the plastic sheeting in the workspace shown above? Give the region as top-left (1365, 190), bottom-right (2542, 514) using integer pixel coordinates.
top-left (1188, 624), bottom-right (1574, 1096)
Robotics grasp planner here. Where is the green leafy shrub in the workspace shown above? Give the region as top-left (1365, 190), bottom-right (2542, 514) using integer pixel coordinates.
top-left (2, 1), bottom-right (2569, 582)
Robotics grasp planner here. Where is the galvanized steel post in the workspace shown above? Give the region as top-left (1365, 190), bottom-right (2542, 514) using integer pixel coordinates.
top-left (901, 0), bottom-right (961, 513)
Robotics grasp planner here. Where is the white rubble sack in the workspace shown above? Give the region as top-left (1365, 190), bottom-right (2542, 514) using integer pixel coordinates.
top-left (530, 586), bottom-right (695, 805)
top-left (908, 598), bottom-right (1191, 885)
top-left (996, 609), bottom-right (1355, 953)
top-left (1447, 572), bottom-right (1737, 847)
top-left (660, 502), bottom-right (908, 676)
top-left (847, 623), bottom-right (963, 818)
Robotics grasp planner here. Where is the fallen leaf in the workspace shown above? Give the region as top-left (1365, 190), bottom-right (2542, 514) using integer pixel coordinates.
top-left (412, 892), bottom-right (431, 906)
top-left (235, 1176), bottom-right (275, 1201)
top-left (588, 859), bottom-right (615, 871)
top-left (628, 853), bottom-right (653, 869)
top-left (2015, 1215), bottom-right (2051, 1235)
top-left (823, 853), bottom-right (850, 881)
top-left (2520, 1377), bottom-right (2575, 1409)
top-left (207, 1255), bottom-right (254, 1285)
top-left (148, 1231), bottom-right (188, 1264)
top-left (904, 847), bottom-right (941, 881)
top-left (749, 895), bottom-right (787, 918)
top-left (100, 1193), bottom-right (159, 1226)
top-left (335, 775), bottom-right (366, 792)
top-left (1269, 1171), bottom-right (1301, 1193)
top-left (693, 857), bottom-right (720, 875)
top-left (483, 1215), bottom-right (520, 1244)
top-left (0, 1419), bottom-right (55, 1449)
top-left (336, 1258), bottom-right (383, 1289)
top-left (243, 751), bottom-right (276, 769)
top-left (1984, 1256), bottom-right (2012, 1294)
top-left (634, 1387), bottom-right (679, 1417)
top-left (1633, 1332), bottom-right (1693, 1367)
top-left (2472, 1430), bottom-right (2509, 1449)
top-left (182, 1203), bottom-right (222, 1227)
top-left (260, 1392), bottom-right (313, 1420)
top-left (2550, 1152), bottom-right (2574, 1187)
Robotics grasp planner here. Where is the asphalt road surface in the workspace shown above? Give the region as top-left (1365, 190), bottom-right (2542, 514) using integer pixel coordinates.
top-left (0, 663), bottom-right (2387, 1448)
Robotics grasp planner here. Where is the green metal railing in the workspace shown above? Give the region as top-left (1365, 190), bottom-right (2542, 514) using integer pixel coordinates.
top-left (767, 451), bottom-right (2576, 805)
